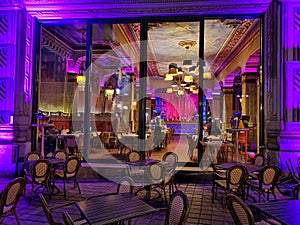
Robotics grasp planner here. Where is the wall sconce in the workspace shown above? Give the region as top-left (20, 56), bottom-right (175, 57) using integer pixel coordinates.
top-left (237, 94), bottom-right (248, 103)
top-left (76, 75), bottom-right (86, 83)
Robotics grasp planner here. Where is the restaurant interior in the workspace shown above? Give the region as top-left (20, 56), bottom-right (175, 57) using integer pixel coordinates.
top-left (2, 0), bottom-right (300, 224)
top-left (34, 18), bottom-right (261, 166)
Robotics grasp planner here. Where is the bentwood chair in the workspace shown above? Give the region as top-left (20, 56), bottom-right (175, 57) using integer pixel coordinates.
top-left (246, 165), bottom-right (281, 203)
top-left (53, 157), bottom-right (81, 198)
top-left (62, 212), bottom-right (75, 225)
top-left (54, 150), bottom-right (68, 160)
top-left (253, 154), bottom-right (265, 167)
top-left (25, 159), bottom-right (52, 203)
top-left (22, 151), bottom-right (42, 176)
top-left (212, 164), bottom-right (247, 203)
top-left (126, 150), bottom-right (144, 180)
top-left (87, 176), bottom-right (134, 200)
top-left (164, 190), bottom-right (189, 225)
top-left (162, 152), bottom-right (178, 194)
top-left (40, 194), bottom-right (86, 225)
top-left (147, 162), bottom-right (169, 204)
top-left (0, 177), bottom-right (26, 225)
top-left (226, 194), bottom-right (279, 225)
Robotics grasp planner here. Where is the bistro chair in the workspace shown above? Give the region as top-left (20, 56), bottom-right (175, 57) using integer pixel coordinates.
top-left (146, 162), bottom-right (170, 204)
top-left (25, 159), bottom-right (52, 203)
top-left (126, 150), bottom-right (144, 180)
top-left (40, 194), bottom-right (86, 225)
top-left (22, 151), bottom-right (42, 176)
top-left (212, 164), bottom-right (247, 203)
top-left (226, 194), bottom-right (279, 225)
top-left (164, 190), bottom-right (189, 225)
top-left (54, 150), bottom-right (68, 160)
top-left (253, 154), bottom-right (265, 166)
top-left (0, 177), bottom-right (26, 225)
top-left (162, 152), bottom-right (178, 193)
top-left (53, 157), bottom-right (81, 198)
top-left (62, 212), bottom-right (75, 225)
top-left (245, 165), bottom-right (281, 203)
top-left (87, 176), bottom-right (134, 200)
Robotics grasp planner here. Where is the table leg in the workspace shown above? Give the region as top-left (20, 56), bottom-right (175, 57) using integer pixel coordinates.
top-left (236, 132), bottom-right (239, 162)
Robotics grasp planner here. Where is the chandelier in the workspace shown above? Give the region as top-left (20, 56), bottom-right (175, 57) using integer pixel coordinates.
top-left (164, 40), bottom-right (199, 95)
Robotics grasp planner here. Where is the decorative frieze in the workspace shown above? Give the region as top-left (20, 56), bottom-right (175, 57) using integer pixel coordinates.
top-left (0, 77), bottom-right (14, 116)
top-left (0, 45), bottom-right (14, 78)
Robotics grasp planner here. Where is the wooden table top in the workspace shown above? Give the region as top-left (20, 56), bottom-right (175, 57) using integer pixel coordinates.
top-left (76, 194), bottom-right (158, 225)
top-left (252, 200), bottom-right (300, 225)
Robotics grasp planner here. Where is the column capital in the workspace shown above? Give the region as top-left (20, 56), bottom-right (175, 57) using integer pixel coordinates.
top-left (221, 86), bottom-right (234, 94)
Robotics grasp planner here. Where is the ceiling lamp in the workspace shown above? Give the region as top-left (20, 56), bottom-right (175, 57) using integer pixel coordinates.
top-left (203, 72), bottom-right (212, 79)
top-left (184, 75), bottom-right (193, 83)
top-left (178, 40), bottom-right (197, 68)
top-left (171, 82), bottom-right (178, 88)
top-left (164, 73), bottom-right (173, 81)
top-left (182, 59), bottom-right (193, 68)
top-left (164, 63), bottom-right (178, 81)
top-left (166, 88), bottom-right (173, 93)
top-left (178, 89), bottom-right (184, 95)
top-left (76, 75), bottom-right (86, 83)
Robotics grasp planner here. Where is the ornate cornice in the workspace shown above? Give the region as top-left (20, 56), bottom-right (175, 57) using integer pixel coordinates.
top-left (211, 19), bottom-right (255, 74)
top-left (24, 1), bottom-right (271, 19)
top-left (42, 27), bottom-right (73, 58)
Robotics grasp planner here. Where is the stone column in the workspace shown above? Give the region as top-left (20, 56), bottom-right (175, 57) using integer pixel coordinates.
top-left (0, 1), bottom-right (29, 176)
top-left (221, 86), bottom-right (234, 129)
top-left (241, 72), bottom-right (258, 150)
top-left (277, 0), bottom-right (300, 169)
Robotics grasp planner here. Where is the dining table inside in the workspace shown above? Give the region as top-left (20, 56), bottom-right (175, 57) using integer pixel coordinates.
top-left (251, 199), bottom-right (300, 225)
top-left (75, 193), bottom-right (158, 225)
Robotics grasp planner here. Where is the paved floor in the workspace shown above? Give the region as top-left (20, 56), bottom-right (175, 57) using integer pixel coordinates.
top-left (0, 171), bottom-right (286, 225)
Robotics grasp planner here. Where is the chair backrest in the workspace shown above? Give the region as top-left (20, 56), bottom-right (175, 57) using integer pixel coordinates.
top-left (117, 176), bottom-right (134, 194)
top-left (226, 194), bottom-right (255, 225)
top-left (162, 152), bottom-right (178, 174)
top-left (164, 190), bottom-right (189, 225)
top-left (227, 165), bottom-right (247, 187)
top-left (127, 150), bottom-right (141, 162)
top-left (259, 165), bottom-right (281, 186)
top-left (253, 154), bottom-right (264, 166)
top-left (65, 157), bottom-right (81, 177)
top-left (32, 159), bottom-right (52, 182)
top-left (148, 162), bottom-right (165, 185)
top-left (54, 150), bottom-right (67, 160)
top-left (39, 194), bottom-right (56, 224)
top-left (62, 212), bottom-right (75, 225)
top-left (25, 152), bottom-right (41, 161)
top-left (0, 177), bottom-right (26, 217)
